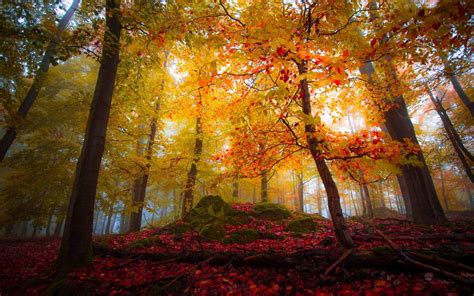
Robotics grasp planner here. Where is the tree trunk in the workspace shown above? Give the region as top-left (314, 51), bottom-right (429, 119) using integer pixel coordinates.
top-left (296, 60), bottom-right (354, 249)
top-left (105, 205), bottom-right (113, 235)
top-left (396, 175), bottom-right (412, 217)
top-left (110, 213), bottom-right (117, 234)
top-left (296, 172), bottom-right (305, 212)
top-left (349, 187), bottom-right (359, 216)
top-left (466, 182), bottom-right (474, 211)
top-left (440, 54), bottom-right (474, 118)
top-left (359, 184), bottom-right (367, 216)
top-left (316, 178), bottom-right (322, 215)
top-left (46, 208), bottom-right (55, 237)
top-left (0, 0), bottom-right (80, 161)
top-left (384, 97), bottom-right (446, 224)
top-left (181, 114), bottom-right (203, 217)
top-left (232, 175), bottom-right (239, 200)
top-left (438, 161), bottom-right (449, 210)
top-left (378, 181), bottom-right (386, 208)
top-left (426, 86), bottom-right (473, 182)
top-left (361, 182), bottom-right (373, 218)
top-left (100, 213), bottom-right (107, 235)
top-left (54, 218), bottom-right (64, 237)
top-left (57, 0), bottom-right (121, 271)
top-left (359, 54), bottom-right (445, 224)
top-left (260, 170), bottom-right (268, 202)
top-left (32, 225), bottom-right (38, 237)
top-left (129, 101), bottom-right (160, 231)
top-left (119, 213), bottom-right (129, 234)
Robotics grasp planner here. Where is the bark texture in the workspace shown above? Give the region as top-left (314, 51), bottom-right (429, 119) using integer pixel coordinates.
top-left (57, 0), bottom-right (121, 271)
top-left (296, 60), bottom-right (354, 249)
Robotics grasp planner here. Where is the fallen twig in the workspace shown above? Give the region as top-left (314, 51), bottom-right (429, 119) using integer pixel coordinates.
top-left (375, 230), bottom-right (474, 286)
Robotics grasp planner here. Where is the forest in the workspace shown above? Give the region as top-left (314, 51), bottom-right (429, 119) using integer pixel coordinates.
top-left (0, 0), bottom-right (473, 294)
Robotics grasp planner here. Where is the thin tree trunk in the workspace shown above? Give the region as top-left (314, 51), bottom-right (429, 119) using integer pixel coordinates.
top-left (465, 182), bottom-right (474, 211)
top-left (110, 213), bottom-right (117, 234)
top-left (232, 174), bottom-right (239, 200)
top-left (349, 187), bottom-right (359, 216)
top-left (120, 213), bottom-right (129, 234)
top-left (129, 102), bottom-right (160, 231)
top-left (46, 208), bottom-right (55, 237)
top-left (181, 113), bottom-right (203, 217)
top-left (378, 181), bottom-right (386, 208)
top-left (426, 86), bottom-right (473, 182)
top-left (0, 0), bottom-right (80, 161)
top-left (359, 184), bottom-right (367, 216)
top-left (57, 0), bottom-right (121, 271)
top-left (361, 182), bottom-right (373, 218)
top-left (440, 54), bottom-right (474, 118)
top-left (105, 205), bottom-right (113, 235)
top-left (439, 161), bottom-right (449, 210)
top-left (347, 113), bottom-right (373, 217)
top-left (296, 60), bottom-right (354, 249)
top-left (260, 170), bottom-right (268, 202)
top-left (100, 213), bottom-right (107, 235)
top-left (21, 221), bottom-right (28, 237)
top-left (387, 183), bottom-right (393, 210)
top-left (296, 172), bottom-right (305, 212)
top-left (54, 218), bottom-right (64, 237)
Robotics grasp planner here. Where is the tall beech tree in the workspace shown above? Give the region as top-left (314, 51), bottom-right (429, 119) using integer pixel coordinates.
top-left (296, 60), bottom-right (355, 249)
top-left (0, 0), bottom-right (80, 161)
top-left (57, 0), bottom-right (121, 270)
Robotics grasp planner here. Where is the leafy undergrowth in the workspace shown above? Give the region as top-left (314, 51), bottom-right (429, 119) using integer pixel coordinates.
top-left (1, 203), bottom-right (473, 295)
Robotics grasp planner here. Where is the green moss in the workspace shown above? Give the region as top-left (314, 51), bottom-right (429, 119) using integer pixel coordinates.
top-left (252, 202), bottom-right (291, 221)
top-left (128, 237), bottom-right (162, 249)
top-left (225, 210), bottom-right (252, 225)
top-left (371, 246), bottom-right (393, 254)
top-left (183, 195), bottom-right (232, 229)
top-left (199, 223), bottom-right (226, 240)
top-left (169, 222), bottom-right (194, 235)
top-left (287, 217), bottom-right (317, 233)
top-left (196, 195), bottom-right (231, 213)
top-left (223, 228), bottom-right (259, 244)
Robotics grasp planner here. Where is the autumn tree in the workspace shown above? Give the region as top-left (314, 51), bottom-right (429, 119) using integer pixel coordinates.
top-left (57, 0), bottom-right (122, 271)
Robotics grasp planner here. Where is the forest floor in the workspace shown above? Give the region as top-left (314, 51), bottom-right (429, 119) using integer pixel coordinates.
top-left (1, 203), bottom-right (474, 295)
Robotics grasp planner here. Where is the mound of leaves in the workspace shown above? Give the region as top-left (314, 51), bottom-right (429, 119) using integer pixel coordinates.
top-left (1, 198), bottom-right (473, 295)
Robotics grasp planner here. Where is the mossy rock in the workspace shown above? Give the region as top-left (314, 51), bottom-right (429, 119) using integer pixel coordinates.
top-left (183, 195), bottom-right (232, 229)
top-left (225, 210), bottom-right (252, 225)
top-left (199, 223), bottom-right (226, 240)
top-left (168, 222), bottom-right (194, 235)
top-left (252, 202), bottom-right (291, 221)
top-left (287, 217), bottom-right (317, 233)
top-left (128, 237), bottom-right (162, 249)
top-left (222, 228), bottom-right (259, 244)
top-left (183, 207), bottom-right (217, 229)
top-left (196, 195), bottom-right (232, 214)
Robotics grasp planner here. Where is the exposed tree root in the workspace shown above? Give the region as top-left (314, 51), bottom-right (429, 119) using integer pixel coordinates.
top-left (375, 230), bottom-right (474, 287)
